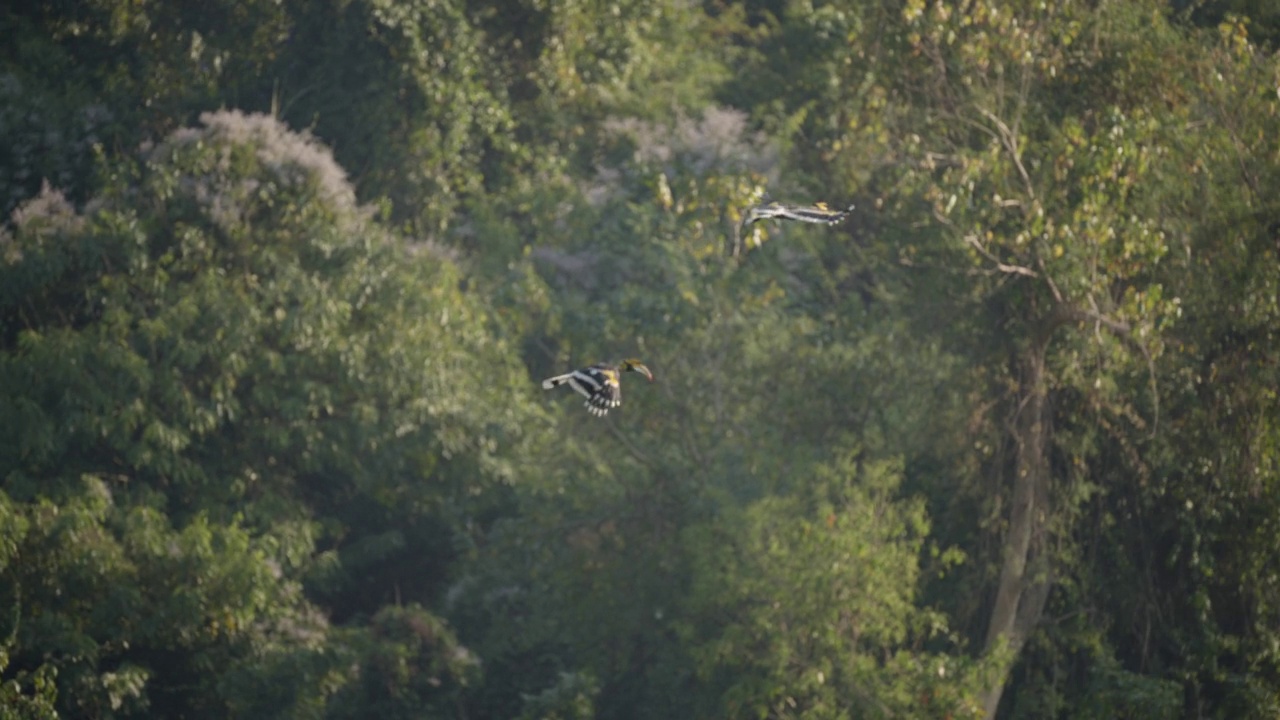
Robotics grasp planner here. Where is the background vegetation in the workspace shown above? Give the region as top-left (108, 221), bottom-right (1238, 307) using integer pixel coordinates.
top-left (3, 1), bottom-right (1279, 718)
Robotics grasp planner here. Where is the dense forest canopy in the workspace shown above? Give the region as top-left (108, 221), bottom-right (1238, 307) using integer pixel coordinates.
top-left (2, 1), bottom-right (1279, 718)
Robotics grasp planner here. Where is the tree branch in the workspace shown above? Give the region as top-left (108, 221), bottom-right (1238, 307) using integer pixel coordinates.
top-left (963, 233), bottom-right (1039, 278)
top-left (977, 106), bottom-right (1037, 202)
top-left (1034, 251), bottom-right (1064, 304)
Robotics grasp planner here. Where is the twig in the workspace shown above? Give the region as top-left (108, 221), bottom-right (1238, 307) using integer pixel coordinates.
top-left (977, 106), bottom-right (1037, 202)
top-left (963, 234), bottom-right (1039, 278)
top-left (1034, 251), bottom-right (1064, 304)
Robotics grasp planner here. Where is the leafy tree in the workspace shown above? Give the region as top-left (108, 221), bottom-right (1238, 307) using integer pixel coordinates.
top-left (718, 0), bottom-right (1277, 715)
top-left (262, 0), bottom-right (520, 234)
top-left (1075, 14), bottom-right (1280, 717)
top-left (454, 106), bottom-right (984, 719)
top-left (7, 0), bottom-right (1280, 717)
top-left (0, 489), bottom-right (57, 720)
top-left (680, 453), bottom-right (984, 719)
top-left (325, 604), bottom-right (479, 720)
top-left (1, 110), bottom-right (537, 716)
top-left (0, 476), bottom-right (337, 718)
top-left (1175, 0), bottom-right (1280, 47)
top-left (0, 1), bottom-right (290, 216)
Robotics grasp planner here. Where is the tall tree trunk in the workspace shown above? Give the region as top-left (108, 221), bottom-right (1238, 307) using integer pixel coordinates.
top-left (979, 339), bottom-right (1054, 718)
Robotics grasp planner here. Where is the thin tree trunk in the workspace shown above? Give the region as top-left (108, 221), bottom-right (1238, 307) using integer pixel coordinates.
top-left (980, 340), bottom-right (1054, 718)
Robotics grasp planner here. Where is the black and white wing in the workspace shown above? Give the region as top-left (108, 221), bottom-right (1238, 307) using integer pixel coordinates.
top-left (542, 364), bottom-right (622, 416)
top-left (741, 201), bottom-right (854, 228)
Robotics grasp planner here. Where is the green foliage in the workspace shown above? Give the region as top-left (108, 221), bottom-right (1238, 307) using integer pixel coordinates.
top-left (1178, 0), bottom-right (1280, 47)
top-left (1067, 654), bottom-right (1182, 720)
top-left (2, 111), bottom-right (527, 518)
top-left (263, 0), bottom-right (521, 234)
top-left (325, 604), bottom-right (479, 720)
top-left (0, 1), bottom-right (291, 217)
top-left (0, 490), bottom-right (58, 720)
top-left (6, 1), bottom-right (1280, 718)
top-left (471, 0), bottom-right (731, 174)
top-left (680, 453), bottom-right (984, 719)
top-left (0, 652), bottom-right (58, 720)
top-left (451, 105), bottom-right (983, 718)
top-left (1, 110), bottom-right (534, 716)
top-left (1110, 15), bottom-right (1280, 715)
top-left (0, 476), bottom-right (336, 718)
top-left (718, 0), bottom-right (1280, 715)
top-left (515, 671), bottom-right (599, 720)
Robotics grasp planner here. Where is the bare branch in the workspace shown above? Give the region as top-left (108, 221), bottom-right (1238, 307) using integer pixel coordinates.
top-left (1013, 61), bottom-right (1032, 142)
top-left (977, 106), bottom-right (1037, 202)
top-left (951, 112), bottom-right (1003, 145)
top-left (1057, 304), bottom-right (1132, 337)
top-left (1034, 251), bottom-right (1064, 304)
top-left (963, 233), bottom-right (1039, 278)
top-left (920, 151), bottom-right (963, 170)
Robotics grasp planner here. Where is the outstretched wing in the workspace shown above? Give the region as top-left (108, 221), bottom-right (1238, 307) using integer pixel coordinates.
top-left (741, 201), bottom-right (854, 228)
top-left (577, 366), bottom-right (621, 416)
top-left (544, 365), bottom-right (621, 416)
